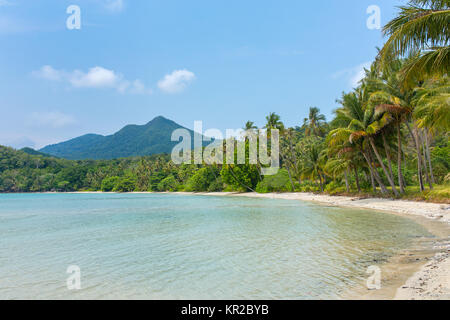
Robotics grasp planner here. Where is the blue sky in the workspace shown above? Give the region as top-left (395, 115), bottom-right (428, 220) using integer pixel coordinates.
top-left (0, 0), bottom-right (405, 149)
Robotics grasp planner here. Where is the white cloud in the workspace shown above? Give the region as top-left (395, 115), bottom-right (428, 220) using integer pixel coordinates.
top-left (158, 69), bottom-right (196, 94)
top-left (28, 112), bottom-right (76, 129)
top-left (32, 65), bottom-right (62, 81)
top-left (332, 62), bottom-right (371, 88)
top-left (69, 66), bottom-right (119, 88)
top-left (33, 65), bottom-right (152, 95)
top-left (104, 0), bottom-right (124, 13)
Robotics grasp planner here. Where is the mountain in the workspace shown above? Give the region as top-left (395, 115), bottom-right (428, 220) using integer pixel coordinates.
top-left (39, 116), bottom-right (207, 160)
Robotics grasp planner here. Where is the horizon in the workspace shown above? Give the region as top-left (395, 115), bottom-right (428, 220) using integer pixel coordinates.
top-left (1, 0), bottom-right (405, 149)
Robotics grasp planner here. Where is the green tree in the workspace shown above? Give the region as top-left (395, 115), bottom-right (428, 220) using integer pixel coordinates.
top-left (302, 107), bottom-right (327, 137)
top-left (157, 175), bottom-right (179, 191)
top-left (101, 176), bottom-right (120, 192)
top-left (380, 0), bottom-right (450, 85)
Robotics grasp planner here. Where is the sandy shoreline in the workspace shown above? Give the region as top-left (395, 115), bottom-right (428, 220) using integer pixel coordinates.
top-left (62, 191), bottom-right (450, 299)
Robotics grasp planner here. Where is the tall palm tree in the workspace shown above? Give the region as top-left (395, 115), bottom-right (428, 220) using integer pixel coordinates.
top-left (280, 128), bottom-right (301, 189)
top-left (367, 58), bottom-right (436, 191)
top-left (300, 141), bottom-right (327, 192)
top-left (330, 90), bottom-right (393, 195)
top-left (326, 130), bottom-right (366, 193)
top-left (365, 63), bottom-right (412, 193)
top-left (264, 112), bottom-right (284, 142)
top-left (380, 0), bottom-right (450, 85)
top-left (413, 77), bottom-right (450, 184)
top-left (264, 112), bottom-right (284, 131)
top-left (302, 107), bottom-right (327, 136)
top-left (243, 121), bottom-right (258, 131)
top-left (414, 77), bottom-right (450, 131)
top-left (349, 100), bottom-right (402, 196)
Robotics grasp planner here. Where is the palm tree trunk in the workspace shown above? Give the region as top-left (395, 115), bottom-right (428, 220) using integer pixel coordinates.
top-left (368, 137), bottom-right (399, 196)
top-left (420, 132), bottom-right (433, 189)
top-left (362, 170), bottom-right (369, 182)
top-left (370, 171), bottom-right (376, 192)
top-left (396, 123), bottom-right (405, 193)
top-left (406, 122), bottom-right (424, 192)
top-left (362, 149), bottom-right (388, 194)
top-left (280, 149), bottom-right (295, 191)
top-left (381, 132), bottom-right (396, 190)
top-left (285, 160), bottom-right (295, 192)
top-left (354, 167), bottom-right (361, 192)
top-left (423, 128), bottom-right (435, 184)
top-left (318, 172), bottom-right (324, 192)
top-left (344, 169), bottom-right (350, 193)
top-left (288, 133), bottom-right (299, 183)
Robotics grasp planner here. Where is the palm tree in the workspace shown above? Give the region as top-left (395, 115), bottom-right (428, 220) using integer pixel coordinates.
top-left (414, 77), bottom-right (450, 131)
top-left (264, 112), bottom-right (284, 131)
top-left (367, 58), bottom-right (437, 191)
top-left (324, 158), bottom-right (351, 192)
top-left (366, 86), bottom-right (411, 193)
top-left (300, 141), bottom-right (327, 192)
top-left (326, 129), bottom-right (366, 193)
top-left (280, 128), bottom-right (301, 190)
top-left (380, 0), bottom-right (450, 85)
top-left (413, 77), bottom-right (450, 184)
top-left (243, 121), bottom-right (258, 131)
top-left (332, 90), bottom-right (392, 194)
top-left (302, 107), bottom-right (327, 136)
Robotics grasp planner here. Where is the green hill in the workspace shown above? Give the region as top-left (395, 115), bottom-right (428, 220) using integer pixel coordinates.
top-left (39, 116), bottom-right (206, 160)
top-left (20, 147), bottom-right (57, 158)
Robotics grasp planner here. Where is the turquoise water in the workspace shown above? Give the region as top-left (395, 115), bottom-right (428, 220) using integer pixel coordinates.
top-left (0, 193), bottom-right (432, 299)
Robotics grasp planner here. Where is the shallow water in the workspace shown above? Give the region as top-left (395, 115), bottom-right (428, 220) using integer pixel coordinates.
top-left (0, 193), bottom-right (433, 299)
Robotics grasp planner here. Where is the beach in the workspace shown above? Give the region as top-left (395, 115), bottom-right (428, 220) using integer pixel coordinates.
top-left (174, 192), bottom-right (450, 300)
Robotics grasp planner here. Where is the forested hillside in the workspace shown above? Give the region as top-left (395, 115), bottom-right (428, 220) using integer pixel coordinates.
top-left (39, 116), bottom-right (205, 160)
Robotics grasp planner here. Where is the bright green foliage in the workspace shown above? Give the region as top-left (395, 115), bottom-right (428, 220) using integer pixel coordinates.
top-left (221, 165), bottom-right (260, 192)
top-left (101, 176), bottom-right (120, 192)
top-left (185, 168), bottom-right (217, 192)
top-left (255, 169), bottom-right (291, 193)
top-left (157, 175), bottom-right (179, 192)
top-left (113, 176), bottom-right (137, 192)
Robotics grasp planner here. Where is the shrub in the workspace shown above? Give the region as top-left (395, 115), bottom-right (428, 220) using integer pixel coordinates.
top-left (324, 181), bottom-right (344, 194)
top-left (113, 176), bottom-right (136, 192)
top-left (256, 169), bottom-right (292, 193)
top-left (185, 168), bottom-right (215, 192)
top-left (296, 180), bottom-right (320, 193)
top-left (101, 176), bottom-right (120, 192)
top-left (157, 175), bottom-right (178, 192)
top-left (207, 177), bottom-right (224, 192)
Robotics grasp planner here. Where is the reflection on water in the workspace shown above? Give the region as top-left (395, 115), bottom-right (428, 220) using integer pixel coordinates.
top-left (0, 193), bottom-right (432, 299)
